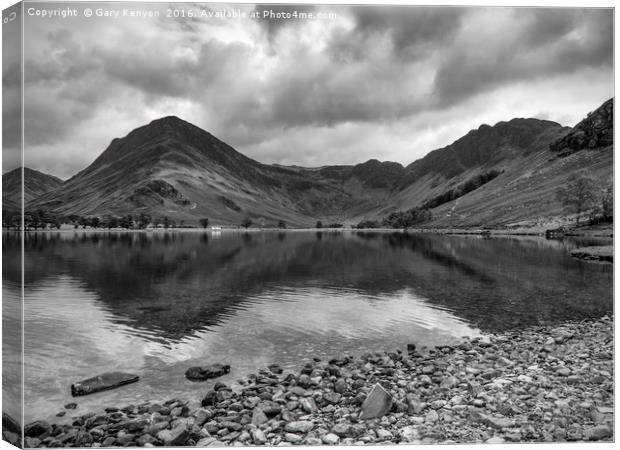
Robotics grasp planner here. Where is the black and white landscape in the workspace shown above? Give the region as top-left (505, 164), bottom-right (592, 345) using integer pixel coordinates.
top-left (1, 3), bottom-right (614, 448)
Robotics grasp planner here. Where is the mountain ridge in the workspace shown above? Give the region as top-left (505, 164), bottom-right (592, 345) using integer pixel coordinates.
top-left (11, 98), bottom-right (614, 227)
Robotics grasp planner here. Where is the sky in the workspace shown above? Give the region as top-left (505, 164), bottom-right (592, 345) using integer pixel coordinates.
top-left (3, 2), bottom-right (614, 179)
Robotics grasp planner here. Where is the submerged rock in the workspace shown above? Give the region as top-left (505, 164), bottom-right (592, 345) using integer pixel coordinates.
top-left (185, 364), bottom-right (231, 381)
top-left (70, 372), bottom-right (139, 396)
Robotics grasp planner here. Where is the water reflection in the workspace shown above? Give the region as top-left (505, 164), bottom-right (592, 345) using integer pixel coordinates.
top-left (1, 231), bottom-right (612, 422)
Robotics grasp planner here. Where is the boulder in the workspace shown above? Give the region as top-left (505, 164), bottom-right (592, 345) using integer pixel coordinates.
top-left (359, 383), bottom-right (393, 420)
top-left (24, 420), bottom-right (50, 438)
top-left (71, 372), bottom-right (139, 396)
top-left (185, 364), bottom-right (230, 381)
top-left (157, 425), bottom-right (190, 446)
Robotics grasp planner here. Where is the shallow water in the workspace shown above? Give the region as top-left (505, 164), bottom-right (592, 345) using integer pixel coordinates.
top-left (2, 231), bottom-right (613, 423)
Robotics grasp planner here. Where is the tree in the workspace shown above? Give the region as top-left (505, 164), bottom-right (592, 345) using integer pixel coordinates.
top-left (241, 216), bottom-right (253, 229)
top-left (137, 213), bottom-right (151, 229)
top-left (600, 184), bottom-right (613, 221)
top-left (557, 173), bottom-right (598, 225)
top-left (315, 221), bottom-right (323, 229)
top-left (199, 218), bottom-right (209, 229)
top-left (278, 220), bottom-right (286, 229)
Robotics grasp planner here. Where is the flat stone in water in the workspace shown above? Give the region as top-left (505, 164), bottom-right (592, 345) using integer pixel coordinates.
top-left (185, 364), bottom-right (231, 381)
top-left (70, 372), bottom-right (139, 396)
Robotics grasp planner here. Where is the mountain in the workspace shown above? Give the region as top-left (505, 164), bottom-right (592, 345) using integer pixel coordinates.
top-left (28, 99), bottom-right (613, 228)
top-left (550, 98), bottom-right (613, 156)
top-left (2, 167), bottom-right (63, 211)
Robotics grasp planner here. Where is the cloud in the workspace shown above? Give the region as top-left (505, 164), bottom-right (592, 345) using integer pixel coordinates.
top-left (432, 8), bottom-right (613, 104)
top-left (11, 4), bottom-right (613, 180)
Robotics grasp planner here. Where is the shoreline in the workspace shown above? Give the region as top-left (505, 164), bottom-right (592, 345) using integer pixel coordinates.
top-left (3, 226), bottom-right (613, 238)
top-left (18, 315), bottom-right (614, 447)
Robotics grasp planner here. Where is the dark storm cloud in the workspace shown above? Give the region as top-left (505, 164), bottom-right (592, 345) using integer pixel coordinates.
top-left (349, 6), bottom-right (466, 56)
top-left (16, 4), bottom-right (614, 177)
top-left (432, 8), bottom-right (613, 104)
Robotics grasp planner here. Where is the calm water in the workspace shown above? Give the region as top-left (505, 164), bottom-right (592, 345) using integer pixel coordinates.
top-left (2, 231), bottom-right (613, 423)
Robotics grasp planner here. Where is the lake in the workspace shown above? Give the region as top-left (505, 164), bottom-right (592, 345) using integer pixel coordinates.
top-left (2, 231), bottom-right (613, 423)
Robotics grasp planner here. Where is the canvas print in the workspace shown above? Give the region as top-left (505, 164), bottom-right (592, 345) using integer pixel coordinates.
top-left (1, 1), bottom-right (614, 448)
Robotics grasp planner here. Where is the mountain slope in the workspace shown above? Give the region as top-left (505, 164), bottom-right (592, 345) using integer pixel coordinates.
top-left (2, 167), bottom-right (63, 210)
top-left (27, 98), bottom-right (613, 228)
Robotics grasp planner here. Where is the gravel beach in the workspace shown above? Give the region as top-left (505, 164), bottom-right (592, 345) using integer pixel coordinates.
top-left (21, 315), bottom-right (614, 447)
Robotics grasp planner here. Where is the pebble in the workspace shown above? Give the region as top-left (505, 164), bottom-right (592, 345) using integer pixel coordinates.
top-left (20, 317), bottom-right (612, 448)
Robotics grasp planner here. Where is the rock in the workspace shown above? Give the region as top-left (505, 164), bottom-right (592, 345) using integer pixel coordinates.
top-left (284, 421), bottom-right (315, 433)
top-left (251, 429), bottom-right (267, 445)
top-left (251, 409), bottom-right (269, 426)
top-left (359, 383), bottom-right (393, 420)
top-left (584, 425), bottom-right (612, 441)
top-left (157, 425), bottom-right (190, 446)
top-left (64, 402), bottom-right (78, 409)
top-left (376, 428), bottom-right (393, 440)
top-left (556, 367), bottom-right (571, 377)
top-left (303, 437), bottom-right (323, 445)
top-left (322, 433), bottom-right (340, 445)
top-left (400, 426), bottom-right (419, 442)
top-left (288, 386), bottom-right (307, 396)
top-left (284, 433), bottom-right (303, 444)
top-left (136, 434), bottom-right (157, 446)
top-left (185, 364), bottom-right (231, 381)
top-left (196, 437), bottom-right (218, 447)
top-left (486, 436), bottom-right (505, 444)
top-left (71, 372), bottom-right (139, 396)
top-left (323, 392), bottom-right (342, 404)
top-left (24, 421), bottom-right (51, 438)
top-left (333, 378), bottom-right (347, 394)
top-left (300, 397), bottom-right (318, 413)
top-left (332, 423), bottom-right (352, 438)
top-left (425, 410), bottom-right (439, 423)
top-left (439, 376), bottom-right (459, 390)
top-left (298, 374), bottom-right (311, 387)
top-left (268, 364), bottom-right (283, 374)
top-left (194, 408), bottom-right (213, 427)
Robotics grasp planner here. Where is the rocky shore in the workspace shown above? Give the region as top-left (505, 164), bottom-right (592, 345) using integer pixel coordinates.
top-left (23, 316), bottom-right (613, 447)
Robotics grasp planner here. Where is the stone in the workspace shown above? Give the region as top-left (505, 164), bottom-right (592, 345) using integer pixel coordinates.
top-left (136, 434), bottom-right (157, 446)
top-left (157, 425), bottom-right (190, 446)
top-left (251, 429), bottom-right (267, 445)
top-left (322, 433), bottom-right (340, 445)
top-left (323, 392), bottom-right (342, 404)
top-left (71, 372), bottom-right (139, 396)
top-left (303, 437), bottom-right (323, 445)
top-left (584, 425), bottom-right (612, 441)
top-left (284, 421), bottom-right (315, 433)
top-left (194, 409), bottom-right (213, 427)
top-left (359, 383), bottom-right (393, 420)
top-left (400, 426), bottom-right (419, 442)
top-left (282, 432), bottom-right (301, 443)
top-left (196, 437), bottom-right (218, 447)
top-left (425, 410), bottom-right (439, 423)
top-left (64, 403), bottom-right (78, 409)
top-left (334, 379), bottom-right (347, 394)
top-left (24, 420), bottom-right (51, 438)
top-left (556, 367), bottom-right (571, 377)
top-left (300, 397), bottom-right (318, 413)
top-left (251, 409), bottom-right (269, 426)
top-left (376, 428), bottom-right (393, 440)
top-left (331, 423), bottom-right (352, 437)
top-left (288, 386), bottom-right (307, 396)
top-left (486, 436), bottom-right (505, 444)
top-left (185, 364), bottom-right (231, 381)
top-left (268, 364), bottom-right (283, 374)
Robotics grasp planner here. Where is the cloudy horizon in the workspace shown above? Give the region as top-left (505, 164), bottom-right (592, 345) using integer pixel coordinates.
top-left (3, 3), bottom-right (614, 179)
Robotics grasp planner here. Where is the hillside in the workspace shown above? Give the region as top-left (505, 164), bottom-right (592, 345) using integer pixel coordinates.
top-left (2, 167), bottom-right (63, 211)
top-left (24, 99), bottom-right (613, 228)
